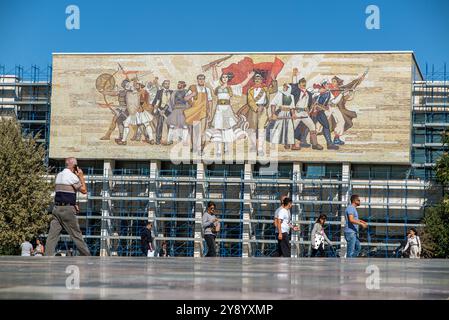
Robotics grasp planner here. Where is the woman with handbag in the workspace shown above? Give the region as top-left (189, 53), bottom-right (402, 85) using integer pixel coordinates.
top-left (310, 214), bottom-right (332, 257)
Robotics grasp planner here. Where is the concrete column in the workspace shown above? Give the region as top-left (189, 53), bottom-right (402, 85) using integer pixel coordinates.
top-left (100, 159), bottom-right (115, 257)
top-left (340, 162), bottom-right (351, 258)
top-left (242, 163), bottom-right (253, 257)
top-left (194, 162), bottom-right (206, 257)
top-left (149, 161), bottom-right (160, 252)
top-left (148, 161), bottom-right (159, 221)
top-left (291, 162), bottom-right (302, 258)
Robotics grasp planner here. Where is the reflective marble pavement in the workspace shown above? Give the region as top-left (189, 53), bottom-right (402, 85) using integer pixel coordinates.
top-left (0, 257), bottom-right (448, 300)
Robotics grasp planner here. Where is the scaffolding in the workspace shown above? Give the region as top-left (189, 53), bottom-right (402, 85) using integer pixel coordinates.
top-left (412, 63), bottom-right (449, 180)
top-left (0, 65), bottom-right (52, 163)
top-left (204, 167), bottom-right (245, 257)
top-left (41, 162), bottom-right (439, 258)
top-left (2, 63), bottom-right (448, 257)
top-left (157, 167), bottom-right (196, 256)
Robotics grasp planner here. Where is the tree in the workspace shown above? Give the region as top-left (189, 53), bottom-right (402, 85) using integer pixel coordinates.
top-left (0, 119), bottom-right (53, 255)
top-left (435, 129), bottom-right (449, 185)
top-left (422, 128), bottom-right (449, 258)
top-left (421, 202), bottom-right (449, 258)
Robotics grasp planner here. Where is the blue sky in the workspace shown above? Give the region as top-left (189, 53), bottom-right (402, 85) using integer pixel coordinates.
top-left (0, 0), bottom-right (448, 75)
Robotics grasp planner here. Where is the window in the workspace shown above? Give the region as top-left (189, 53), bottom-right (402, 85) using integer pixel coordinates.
top-left (206, 163), bottom-right (244, 177)
top-left (431, 113), bottom-right (446, 123)
top-left (430, 150), bottom-right (444, 163)
top-left (351, 164), bottom-right (370, 179)
top-left (428, 128), bottom-right (443, 144)
top-left (160, 161), bottom-right (196, 176)
top-left (413, 168), bottom-right (426, 180)
top-left (413, 113), bottom-right (425, 124)
top-left (115, 161), bottom-right (150, 175)
top-left (47, 159), bottom-right (104, 174)
top-left (412, 148), bottom-right (426, 163)
top-left (413, 128), bottom-right (425, 144)
top-left (254, 162), bottom-right (292, 178)
top-left (389, 166), bottom-right (410, 179)
top-left (48, 159), bottom-right (65, 173)
top-left (77, 160), bottom-right (104, 174)
top-left (352, 165), bottom-right (411, 180)
top-left (325, 164), bottom-right (342, 179)
top-left (304, 164), bottom-right (325, 178)
top-left (303, 164), bottom-right (342, 179)
top-left (371, 165), bottom-right (390, 180)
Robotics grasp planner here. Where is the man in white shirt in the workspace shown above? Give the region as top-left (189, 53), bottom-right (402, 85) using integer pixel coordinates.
top-left (276, 197), bottom-right (293, 257)
top-left (273, 194), bottom-right (288, 257)
top-left (20, 239), bottom-right (33, 256)
top-left (45, 157), bottom-right (91, 256)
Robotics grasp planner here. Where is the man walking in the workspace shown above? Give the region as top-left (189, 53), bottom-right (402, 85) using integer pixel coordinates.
top-left (141, 222), bottom-right (154, 257)
top-left (273, 194), bottom-right (287, 257)
top-left (344, 194), bottom-right (368, 258)
top-left (45, 157), bottom-right (91, 256)
top-left (276, 197), bottom-right (293, 258)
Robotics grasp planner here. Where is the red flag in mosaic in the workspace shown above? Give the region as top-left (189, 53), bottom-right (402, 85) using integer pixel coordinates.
top-left (221, 57), bottom-right (284, 94)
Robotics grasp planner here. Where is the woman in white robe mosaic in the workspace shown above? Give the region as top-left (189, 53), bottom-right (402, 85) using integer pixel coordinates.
top-left (206, 65), bottom-right (253, 155)
top-left (267, 84), bottom-right (295, 148)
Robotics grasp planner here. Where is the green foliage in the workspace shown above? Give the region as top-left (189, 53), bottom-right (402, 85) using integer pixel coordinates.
top-left (422, 200), bottom-right (449, 258)
top-left (435, 153), bottom-right (449, 186)
top-left (423, 128), bottom-right (449, 258)
top-left (0, 119), bottom-right (53, 255)
top-left (442, 129), bottom-right (449, 146)
top-left (435, 129), bottom-right (449, 185)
